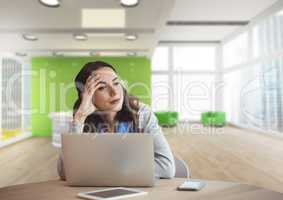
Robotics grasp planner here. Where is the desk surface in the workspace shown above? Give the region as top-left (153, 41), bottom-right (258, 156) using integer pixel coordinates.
top-left (0, 178), bottom-right (282, 200)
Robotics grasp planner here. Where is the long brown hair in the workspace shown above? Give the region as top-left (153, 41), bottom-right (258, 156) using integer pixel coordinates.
top-left (73, 61), bottom-right (140, 132)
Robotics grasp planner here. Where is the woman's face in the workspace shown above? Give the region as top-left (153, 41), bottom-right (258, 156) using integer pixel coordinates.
top-left (92, 67), bottom-right (124, 112)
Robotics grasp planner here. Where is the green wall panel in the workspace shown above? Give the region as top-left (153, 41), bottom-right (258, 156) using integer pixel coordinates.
top-left (31, 56), bottom-right (151, 136)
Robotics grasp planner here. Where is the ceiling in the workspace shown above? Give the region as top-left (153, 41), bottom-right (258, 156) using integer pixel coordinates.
top-left (160, 0), bottom-right (279, 42)
top-left (0, 0), bottom-right (280, 57)
top-left (0, 0), bottom-right (174, 57)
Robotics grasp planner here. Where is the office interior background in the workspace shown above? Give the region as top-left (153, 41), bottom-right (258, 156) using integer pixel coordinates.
top-left (1, 0), bottom-right (283, 193)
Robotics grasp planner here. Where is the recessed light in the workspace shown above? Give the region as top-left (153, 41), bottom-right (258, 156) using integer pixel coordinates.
top-left (23, 34), bottom-right (38, 41)
top-left (120, 0), bottom-right (139, 7)
top-left (99, 51), bottom-right (126, 56)
top-left (15, 52), bottom-right (27, 57)
top-left (39, 0), bottom-right (60, 8)
top-left (73, 33), bottom-right (88, 41)
top-left (127, 52), bottom-right (137, 56)
top-left (89, 51), bottom-right (98, 56)
top-left (125, 34), bottom-right (138, 41)
top-left (276, 9), bottom-right (283, 16)
top-left (52, 51), bottom-right (64, 57)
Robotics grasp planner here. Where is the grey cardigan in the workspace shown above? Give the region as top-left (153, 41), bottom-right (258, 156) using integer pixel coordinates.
top-left (57, 103), bottom-right (176, 179)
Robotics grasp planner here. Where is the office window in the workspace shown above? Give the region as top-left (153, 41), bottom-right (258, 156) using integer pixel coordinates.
top-left (223, 7), bottom-right (283, 134)
top-left (224, 57), bottom-right (283, 132)
top-left (151, 75), bottom-right (170, 111)
top-left (173, 46), bottom-right (216, 71)
top-left (223, 32), bottom-right (248, 68)
top-left (261, 58), bottom-right (283, 132)
top-left (152, 44), bottom-right (218, 120)
top-left (173, 74), bottom-right (214, 120)
top-left (1, 58), bottom-right (23, 141)
top-left (223, 65), bottom-right (264, 127)
top-left (252, 11), bottom-right (283, 58)
top-left (151, 47), bottom-right (169, 71)
top-left (252, 25), bottom-right (261, 58)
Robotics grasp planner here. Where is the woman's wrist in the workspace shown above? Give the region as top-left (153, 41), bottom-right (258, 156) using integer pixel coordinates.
top-left (73, 111), bottom-right (87, 124)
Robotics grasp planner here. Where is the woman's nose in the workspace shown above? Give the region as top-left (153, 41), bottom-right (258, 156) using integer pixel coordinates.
top-left (109, 86), bottom-right (117, 96)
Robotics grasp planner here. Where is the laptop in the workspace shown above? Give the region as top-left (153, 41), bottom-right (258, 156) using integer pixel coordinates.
top-left (61, 133), bottom-right (155, 187)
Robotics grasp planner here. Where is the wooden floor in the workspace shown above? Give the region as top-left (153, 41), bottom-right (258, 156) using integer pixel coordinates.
top-left (1, 124), bottom-right (283, 192)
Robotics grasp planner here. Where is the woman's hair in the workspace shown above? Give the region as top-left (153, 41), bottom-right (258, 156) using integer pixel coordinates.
top-left (73, 61), bottom-right (140, 132)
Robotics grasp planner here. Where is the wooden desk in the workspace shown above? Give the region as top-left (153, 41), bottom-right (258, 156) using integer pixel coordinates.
top-left (0, 178), bottom-right (282, 200)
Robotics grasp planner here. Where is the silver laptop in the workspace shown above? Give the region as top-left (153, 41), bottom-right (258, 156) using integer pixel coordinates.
top-left (61, 133), bottom-right (155, 187)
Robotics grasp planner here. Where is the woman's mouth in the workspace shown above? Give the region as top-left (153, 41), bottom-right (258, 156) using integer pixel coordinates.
top-left (110, 98), bottom-right (120, 105)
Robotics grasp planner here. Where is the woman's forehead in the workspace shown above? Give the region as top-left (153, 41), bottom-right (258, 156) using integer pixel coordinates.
top-left (94, 67), bottom-right (117, 79)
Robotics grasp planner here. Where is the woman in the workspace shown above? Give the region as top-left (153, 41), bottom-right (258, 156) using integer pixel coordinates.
top-left (58, 61), bottom-right (175, 179)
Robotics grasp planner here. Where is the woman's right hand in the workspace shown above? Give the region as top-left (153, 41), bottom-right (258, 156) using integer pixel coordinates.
top-left (73, 73), bottom-right (101, 123)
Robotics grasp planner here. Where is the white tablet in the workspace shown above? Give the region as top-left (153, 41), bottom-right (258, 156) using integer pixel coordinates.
top-left (77, 187), bottom-right (148, 200)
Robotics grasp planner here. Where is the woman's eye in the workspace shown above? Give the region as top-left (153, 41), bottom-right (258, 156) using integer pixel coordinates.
top-left (98, 86), bottom-right (106, 91)
top-left (114, 82), bottom-right (120, 86)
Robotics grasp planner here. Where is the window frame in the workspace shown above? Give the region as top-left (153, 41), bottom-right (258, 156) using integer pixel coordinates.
top-left (151, 43), bottom-right (220, 119)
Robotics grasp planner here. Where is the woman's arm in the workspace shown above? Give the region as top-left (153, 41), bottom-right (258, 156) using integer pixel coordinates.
top-left (70, 120), bottom-right (85, 133)
top-left (138, 104), bottom-right (176, 179)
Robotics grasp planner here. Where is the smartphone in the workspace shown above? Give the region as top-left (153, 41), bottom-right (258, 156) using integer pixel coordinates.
top-left (177, 180), bottom-right (206, 191)
top-left (77, 187), bottom-right (147, 200)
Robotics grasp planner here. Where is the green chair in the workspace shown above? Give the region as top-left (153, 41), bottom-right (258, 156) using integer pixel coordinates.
top-left (154, 111), bottom-right (179, 127)
top-left (201, 111), bottom-right (226, 127)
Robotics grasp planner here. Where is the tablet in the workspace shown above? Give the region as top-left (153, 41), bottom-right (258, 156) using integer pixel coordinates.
top-left (77, 187), bottom-right (148, 200)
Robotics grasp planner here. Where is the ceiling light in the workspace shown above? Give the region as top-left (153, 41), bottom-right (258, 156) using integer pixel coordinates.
top-left (15, 52), bottom-right (27, 57)
top-left (23, 34), bottom-right (38, 41)
top-left (125, 34), bottom-right (138, 41)
top-left (276, 9), bottom-right (283, 16)
top-left (52, 51), bottom-right (64, 57)
top-left (82, 9), bottom-right (125, 28)
top-left (39, 0), bottom-right (60, 7)
top-left (99, 51), bottom-right (126, 56)
top-left (89, 51), bottom-right (98, 56)
top-left (73, 33), bottom-right (88, 41)
top-left (120, 0), bottom-right (139, 7)
top-left (127, 52), bottom-right (137, 56)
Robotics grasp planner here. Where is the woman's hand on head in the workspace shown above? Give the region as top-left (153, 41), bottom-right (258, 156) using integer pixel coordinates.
top-left (74, 74), bottom-right (101, 123)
